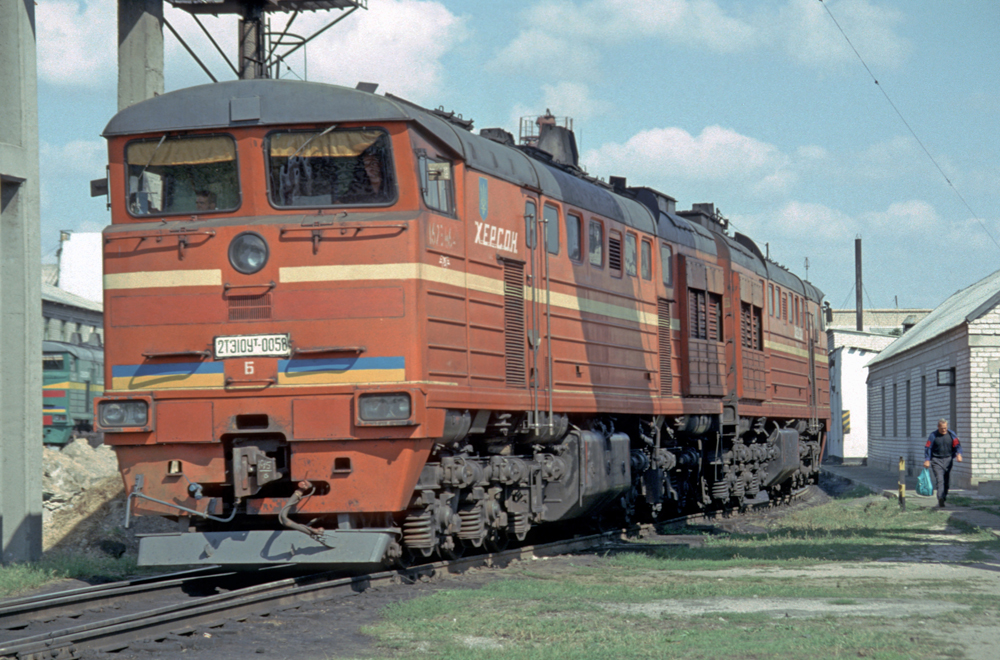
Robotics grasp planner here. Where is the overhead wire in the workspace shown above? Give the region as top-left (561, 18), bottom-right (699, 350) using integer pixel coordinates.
top-left (818, 0), bottom-right (1000, 254)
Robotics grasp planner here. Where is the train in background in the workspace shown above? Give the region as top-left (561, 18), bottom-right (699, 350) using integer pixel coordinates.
top-left (93, 79), bottom-right (829, 567)
top-left (43, 340), bottom-right (104, 445)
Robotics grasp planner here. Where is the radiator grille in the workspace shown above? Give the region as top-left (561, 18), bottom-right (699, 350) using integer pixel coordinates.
top-left (503, 262), bottom-right (526, 387)
top-left (228, 293), bottom-right (272, 321)
top-left (658, 298), bottom-right (672, 396)
top-left (609, 236), bottom-right (622, 272)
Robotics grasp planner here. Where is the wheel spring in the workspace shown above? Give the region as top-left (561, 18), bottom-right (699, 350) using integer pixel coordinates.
top-left (457, 504), bottom-right (486, 546)
top-left (509, 512), bottom-right (530, 541)
top-left (402, 510), bottom-right (435, 549)
top-left (712, 481), bottom-right (730, 500)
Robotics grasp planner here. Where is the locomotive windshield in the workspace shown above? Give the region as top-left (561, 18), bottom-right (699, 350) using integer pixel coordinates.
top-left (125, 135), bottom-right (239, 216)
top-left (267, 129), bottom-right (394, 208)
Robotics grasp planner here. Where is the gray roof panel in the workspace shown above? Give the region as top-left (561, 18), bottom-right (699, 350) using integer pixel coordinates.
top-left (869, 268), bottom-right (1000, 366)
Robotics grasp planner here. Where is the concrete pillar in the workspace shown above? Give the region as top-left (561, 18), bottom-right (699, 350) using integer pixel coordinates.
top-left (118, 0), bottom-right (164, 111)
top-left (0, 0), bottom-right (43, 563)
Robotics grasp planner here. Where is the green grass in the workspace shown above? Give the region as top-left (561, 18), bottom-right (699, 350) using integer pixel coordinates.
top-left (0, 552), bottom-right (146, 598)
top-left (364, 493), bottom-right (999, 659)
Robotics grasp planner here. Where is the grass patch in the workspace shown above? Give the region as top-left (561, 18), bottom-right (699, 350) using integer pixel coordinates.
top-left (364, 494), bottom-right (998, 658)
top-left (834, 483), bottom-right (876, 499)
top-left (367, 578), bottom-right (963, 659)
top-left (0, 552), bottom-right (147, 598)
top-left (948, 496), bottom-right (1000, 508)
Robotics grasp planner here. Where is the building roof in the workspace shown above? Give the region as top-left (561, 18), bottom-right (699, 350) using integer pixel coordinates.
top-left (868, 268), bottom-right (1000, 366)
top-left (828, 308), bottom-right (931, 330)
top-left (42, 283), bottom-right (103, 313)
top-left (827, 329), bottom-right (898, 353)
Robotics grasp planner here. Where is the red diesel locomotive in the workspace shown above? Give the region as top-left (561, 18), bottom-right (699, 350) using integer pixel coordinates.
top-left (94, 79), bottom-right (829, 567)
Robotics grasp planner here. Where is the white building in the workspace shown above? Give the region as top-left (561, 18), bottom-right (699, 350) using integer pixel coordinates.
top-left (827, 330), bottom-right (896, 463)
top-left (867, 269), bottom-right (1000, 488)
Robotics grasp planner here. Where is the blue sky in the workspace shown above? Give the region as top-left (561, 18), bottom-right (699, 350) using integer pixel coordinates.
top-left (37, 0), bottom-right (1000, 310)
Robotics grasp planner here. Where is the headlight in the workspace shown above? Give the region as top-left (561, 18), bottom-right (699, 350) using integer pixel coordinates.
top-left (358, 393), bottom-right (411, 421)
top-left (229, 231), bottom-right (268, 274)
top-left (99, 400), bottom-right (148, 427)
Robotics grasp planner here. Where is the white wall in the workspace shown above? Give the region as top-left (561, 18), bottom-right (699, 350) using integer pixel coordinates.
top-left (58, 232), bottom-right (103, 303)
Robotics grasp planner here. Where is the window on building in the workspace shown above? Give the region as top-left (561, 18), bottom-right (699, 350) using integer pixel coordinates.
top-left (906, 380), bottom-right (911, 438)
top-left (768, 284), bottom-right (774, 316)
top-left (782, 293), bottom-right (788, 320)
top-left (921, 375), bottom-right (927, 436)
top-left (893, 383), bottom-right (898, 437)
top-left (589, 220), bottom-right (603, 267)
top-left (566, 213), bottom-right (582, 262)
top-left (882, 386), bottom-right (886, 436)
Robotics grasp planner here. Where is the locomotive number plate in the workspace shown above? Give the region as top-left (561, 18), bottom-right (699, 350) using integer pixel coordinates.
top-left (214, 333), bottom-right (291, 359)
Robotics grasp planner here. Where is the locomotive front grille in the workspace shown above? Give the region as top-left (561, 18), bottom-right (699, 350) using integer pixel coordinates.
top-left (228, 293), bottom-right (272, 321)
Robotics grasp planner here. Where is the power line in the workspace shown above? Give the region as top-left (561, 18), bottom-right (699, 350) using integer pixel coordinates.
top-left (818, 0), bottom-right (1000, 255)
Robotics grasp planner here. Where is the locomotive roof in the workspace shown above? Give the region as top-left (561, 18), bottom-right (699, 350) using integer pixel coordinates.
top-left (104, 80), bottom-right (822, 300)
top-left (43, 340), bottom-right (104, 362)
top-left (103, 80), bottom-right (665, 241)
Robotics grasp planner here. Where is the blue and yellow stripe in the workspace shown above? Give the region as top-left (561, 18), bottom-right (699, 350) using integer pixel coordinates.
top-left (112, 362), bottom-right (225, 390)
top-left (110, 356), bottom-right (406, 390)
top-left (278, 356), bottom-right (405, 386)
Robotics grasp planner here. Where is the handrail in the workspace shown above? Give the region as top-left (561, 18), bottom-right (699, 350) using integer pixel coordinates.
top-left (224, 377), bottom-right (276, 389)
top-left (142, 350), bottom-right (210, 360)
top-left (280, 223), bottom-right (408, 254)
top-left (223, 281), bottom-right (276, 293)
top-left (104, 229), bottom-right (216, 244)
top-left (292, 346), bottom-right (366, 356)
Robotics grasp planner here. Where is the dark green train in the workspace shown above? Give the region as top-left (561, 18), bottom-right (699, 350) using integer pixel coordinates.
top-left (43, 341), bottom-right (104, 445)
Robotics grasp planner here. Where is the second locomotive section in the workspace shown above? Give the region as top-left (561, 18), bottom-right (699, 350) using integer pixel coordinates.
top-left (95, 80), bottom-right (829, 567)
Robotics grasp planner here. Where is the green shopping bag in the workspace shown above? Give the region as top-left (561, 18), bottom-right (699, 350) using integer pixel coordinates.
top-left (917, 467), bottom-right (933, 496)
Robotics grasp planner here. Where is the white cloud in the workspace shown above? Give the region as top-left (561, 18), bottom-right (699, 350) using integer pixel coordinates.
top-left (777, 0), bottom-right (910, 70)
top-left (540, 82), bottom-right (611, 122)
top-left (582, 124), bottom-right (793, 195)
top-left (272, 0), bottom-right (466, 101)
top-left (491, 0), bottom-right (908, 78)
top-left (37, 0), bottom-right (117, 87)
top-left (40, 140), bottom-right (106, 177)
top-left (37, 1), bottom-right (465, 102)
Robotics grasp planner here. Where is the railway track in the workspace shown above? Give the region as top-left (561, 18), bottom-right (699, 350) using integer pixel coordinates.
top-left (0, 485), bottom-right (815, 659)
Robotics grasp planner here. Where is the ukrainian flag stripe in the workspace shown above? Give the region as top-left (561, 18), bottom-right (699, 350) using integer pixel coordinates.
top-left (279, 356), bottom-right (405, 374)
top-left (277, 356), bottom-right (406, 386)
top-left (112, 362), bottom-right (225, 390)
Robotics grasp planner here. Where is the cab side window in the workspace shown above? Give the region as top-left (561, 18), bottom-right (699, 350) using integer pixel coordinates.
top-left (641, 239), bottom-right (652, 280)
top-left (624, 233), bottom-right (637, 277)
top-left (544, 204), bottom-right (559, 255)
top-left (566, 213), bottom-right (582, 262)
top-left (660, 243), bottom-right (672, 286)
top-left (525, 200), bottom-right (537, 248)
top-left (419, 153), bottom-right (453, 214)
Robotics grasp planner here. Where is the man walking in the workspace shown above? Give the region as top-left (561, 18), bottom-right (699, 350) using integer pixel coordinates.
top-left (924, 418), bottom-right (963, 507)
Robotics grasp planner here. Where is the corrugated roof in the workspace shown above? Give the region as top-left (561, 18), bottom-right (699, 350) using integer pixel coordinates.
top-left (42, 283), bottom-right (103, 313)
top-left (868, 268), bottom-right (1000, 366)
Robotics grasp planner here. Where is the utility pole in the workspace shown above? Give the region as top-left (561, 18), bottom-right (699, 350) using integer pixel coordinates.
top-left (855, 237), bottom-right (863, 332)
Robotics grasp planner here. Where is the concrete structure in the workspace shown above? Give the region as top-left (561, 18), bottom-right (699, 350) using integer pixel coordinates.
top-left (828, 309), bottom-right (931, 335)
top-left (867, 269), bottom-right (1000, 488)
top-left (119, 0), bottom-right (165, 111)
top-left (826, 330), bottom-right (896, 463)
top-left (1, 0), bottom-right (43, 563)
top-left (43, 284), bottom-right (104, 347)
top-left (56, 232), bottom-right (103, 304)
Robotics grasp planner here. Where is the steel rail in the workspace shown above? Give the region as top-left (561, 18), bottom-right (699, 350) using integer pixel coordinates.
top-left (0, 567), bottom-right (228, 631)
top-left (0, 485), bottom-right (818, 658)
top-left (0, 532), bottom-right (625, 658)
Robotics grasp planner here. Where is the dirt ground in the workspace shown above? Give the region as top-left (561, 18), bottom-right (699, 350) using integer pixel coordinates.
top-left (84, 473), bottom-right (1000, 660)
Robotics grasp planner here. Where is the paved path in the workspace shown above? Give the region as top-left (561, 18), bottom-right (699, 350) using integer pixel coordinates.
top-left (823, 463), bottom-right (1000, 536)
